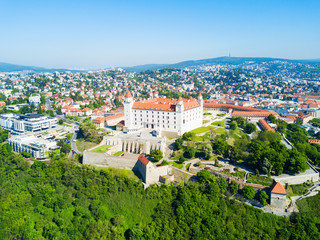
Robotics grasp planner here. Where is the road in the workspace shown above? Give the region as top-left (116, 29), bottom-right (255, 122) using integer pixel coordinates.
top-left (46, 96), bottom-right (64, 119)
top-left (69, 129), bottom-right (82, 157)
top-left (46, 96), bottom-right (82, 157)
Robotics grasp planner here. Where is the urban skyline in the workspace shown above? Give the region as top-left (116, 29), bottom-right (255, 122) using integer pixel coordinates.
top-left (1, 0), bottom-right (320, 69)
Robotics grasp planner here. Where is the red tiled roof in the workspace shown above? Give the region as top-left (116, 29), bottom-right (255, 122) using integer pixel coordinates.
top-left (69, 108), bottom-right (81, 112)
top-left (138, 154), bottom-right (149, 166)
top-left (105, 113), bottom-right (124, 121)
top-left (125, 91), bottom-right (132, 98)
top-left (132, 97), bottom-right (199, 112)
top-left (259, 119), bottom-right (275, 132)
top-left (270, 182), bottom-right (286, 195)
top-left (308, 139), bottom-right (320, 145)
top-left (232, 111), bottom-right (278, 117)
top-left (203, 102), bottom-right (268, 112)
top-left (116, 120), bottom-right (125, 127)
top-left (92, 117), bottom-right (105, 123)
top-left (305, 95), bottom-right (320, 99)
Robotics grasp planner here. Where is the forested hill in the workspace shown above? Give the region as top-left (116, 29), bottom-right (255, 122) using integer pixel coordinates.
top-left (1, 142), bottom-right (320, 239)
top-left (122, 57), bottom-right (320, 72)
top-left (0, 62), bottom-right (70, 73)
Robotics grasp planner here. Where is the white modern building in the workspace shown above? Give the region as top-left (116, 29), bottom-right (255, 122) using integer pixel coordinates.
top-left (123, 91), bottom-right (203, 136)
top-left (8, 134), bottom-right (59, 158)
top-left (0, 113), bottom-right (57, 134)
top-left (29, 95), bottom-right (41, 106)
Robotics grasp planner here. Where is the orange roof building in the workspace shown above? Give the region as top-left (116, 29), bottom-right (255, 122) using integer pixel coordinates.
top-left (308, 139), bottom-right (320, 145)
top-left (230, 110), bottom-right (278, 121)
top-left (258, 119), bottom-right (275, 132)
top-left (123, 94), bottom-right (203, 135)
top-left (203, 102), bottom-right (268, 112)
top-left (125, 91), bottom-right (133, 98)
top-left (270, 182), bottom-right (287, 209)
top-left (270, 182), bottom-right (286, 195)
top-left (138, 154), bottom-right (150, 166)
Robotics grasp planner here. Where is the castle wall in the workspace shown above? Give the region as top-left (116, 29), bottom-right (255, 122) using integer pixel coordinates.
top-left (83, 151), bottom-right (138, 170)
top-left (270, 193), bottom-right (286, 209)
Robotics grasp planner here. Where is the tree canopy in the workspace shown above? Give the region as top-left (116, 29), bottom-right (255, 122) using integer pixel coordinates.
top-left (0, 142), bottom-right (320, 239)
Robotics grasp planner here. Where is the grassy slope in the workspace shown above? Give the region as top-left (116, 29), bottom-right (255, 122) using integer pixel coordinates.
top-left (92, 145), bottom-right (113, 153)
top-left (76, 139), bottom-right (97, 152)
top-left (297, 193), bottom-right (320, 217)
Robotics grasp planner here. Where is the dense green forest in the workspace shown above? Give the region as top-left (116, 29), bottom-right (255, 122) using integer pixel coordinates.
top-left (0, 142), bottom-right (320, 239)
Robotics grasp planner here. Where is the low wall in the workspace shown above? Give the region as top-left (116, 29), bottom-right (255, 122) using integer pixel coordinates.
top-left (106, 145), bottom-right (122, 155)
top-left (83, 151), bottom-right (138, 170)
top-left (161, 131), bottom-right (179, 138)
top-left (273, 162), bottom-right (319, 185)
top-left (274, 173), bottom-right (319, 185)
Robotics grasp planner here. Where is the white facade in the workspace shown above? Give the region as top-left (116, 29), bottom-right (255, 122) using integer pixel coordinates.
top-left (0, 113), bottom-right (57, 134)
top-left (8, 135), bottom-right (58, 158)
top-left (124, 92), bottom-right (203, 135)
top-left (29, 95), bottom-right (41, 107)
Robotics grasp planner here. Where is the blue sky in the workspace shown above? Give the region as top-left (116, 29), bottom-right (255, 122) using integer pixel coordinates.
top-left (0, 0), bottom-right (319, 69)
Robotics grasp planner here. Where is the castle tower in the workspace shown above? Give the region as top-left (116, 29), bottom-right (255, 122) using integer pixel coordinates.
top-left (176, 96), bottom-right (184, 134)
top-left (198, 92), bottom-right (203, 108)
top-left (124, 91), bottom-right (134, 129)
top-left (154, 90), bottom-right (158, 98)
top-left (197, 93), bottom-right (204, 127)
top-left (176, 96), bottom-right (184, 113)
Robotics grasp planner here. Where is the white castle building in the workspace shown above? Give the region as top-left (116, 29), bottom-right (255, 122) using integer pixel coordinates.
top-left (123, 91), bottom-right (203, 136)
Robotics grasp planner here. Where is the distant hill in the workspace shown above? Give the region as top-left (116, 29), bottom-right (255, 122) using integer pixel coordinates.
top-left (122, 57), bottom-right (320, 72)
top-left (0, 62), bottom-right (71, 73)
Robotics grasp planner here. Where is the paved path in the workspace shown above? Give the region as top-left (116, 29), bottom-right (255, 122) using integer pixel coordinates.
top-left (69, 129), bottom-right (81, 157)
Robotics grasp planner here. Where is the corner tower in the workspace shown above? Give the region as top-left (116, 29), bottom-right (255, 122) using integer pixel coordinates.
top-left (176, 96), bottom-right (184, 134)
top-left (124, 91), bottom-right (134, 129)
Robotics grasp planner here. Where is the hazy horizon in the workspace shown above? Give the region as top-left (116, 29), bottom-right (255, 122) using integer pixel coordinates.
top-left (1, 0), bottom-right (320, 69)
top-left (2, 55), bottom-right (320, 71)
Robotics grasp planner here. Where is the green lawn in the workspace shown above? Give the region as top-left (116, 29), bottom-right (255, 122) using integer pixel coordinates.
top-left (194, 136), bottom-right (208, 141)
top-left (246, 174), bottom-right (273, 186)
top-left (76, 139), bottom-right (97, 152)
top-left (211, 120), bottom-right (225, 127)
top-left (186, 163), bottom-right (191, 171)
top-left (286, 183), bottom-right (312, 197)
top-left (190, 126), bottom-right (214, 134)
top-left (297, 192), bottom-right (320, 217)
top-left (171, 149), bottom-right (184, 160)
top-left (113, 151), bottom-right (124, 156)
top-left (230, 128), bottom-right (247, 139)
top-left (168, 161), bottom-right (184, 169)
top-left (215, 128), bottom-right (227, 135)
top-left (92, 145), bottom-right (113, 153)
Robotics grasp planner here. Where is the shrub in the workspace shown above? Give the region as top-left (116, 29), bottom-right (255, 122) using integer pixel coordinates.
top-left (242, 185), bottom-right (255, 200)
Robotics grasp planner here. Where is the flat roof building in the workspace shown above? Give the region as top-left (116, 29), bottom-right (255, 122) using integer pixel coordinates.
top-left (8, 134), bottom-right (59, 158)
top-left (0, 113), bottom-right (57, 134)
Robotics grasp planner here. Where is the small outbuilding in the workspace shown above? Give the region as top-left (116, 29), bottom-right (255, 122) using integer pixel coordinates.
top-left (133, 154), bottom-right (172, 188)
top-left (270, 182), bottom-right (287, 209)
